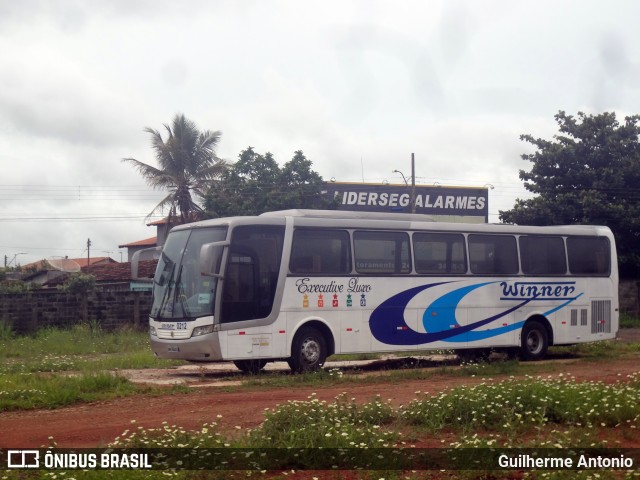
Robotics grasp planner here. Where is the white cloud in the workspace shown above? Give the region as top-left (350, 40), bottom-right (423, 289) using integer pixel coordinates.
top-left (2, 0), bottom-right (640, 263)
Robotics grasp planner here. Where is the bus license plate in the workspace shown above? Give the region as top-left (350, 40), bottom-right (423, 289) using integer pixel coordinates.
top-left (160, 322), bottom-right (187, 330)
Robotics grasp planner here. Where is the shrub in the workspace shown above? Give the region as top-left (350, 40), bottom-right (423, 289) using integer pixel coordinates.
top-left (0, 280), bottom-right (35, 294)
top-left (61, 272), bottom-right (96, 294)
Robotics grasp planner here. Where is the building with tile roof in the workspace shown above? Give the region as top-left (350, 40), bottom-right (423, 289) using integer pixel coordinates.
top-left (118, 236), bottom-right (157, 262)
top-left (21, 257), bottom-right (117, 286)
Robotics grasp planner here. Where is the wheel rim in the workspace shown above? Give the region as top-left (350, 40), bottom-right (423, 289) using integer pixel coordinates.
top-left (526, 330), bottom-right (543, 354)
top-left (300, 337), bottom-right (320, 364)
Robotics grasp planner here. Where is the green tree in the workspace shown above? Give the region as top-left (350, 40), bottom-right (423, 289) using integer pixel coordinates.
top-left (500, 111), bottom-right (640, 276)
top-left (123, 114), bottom-right (227, 224)
top-left (280, 150), bottom-right (330, 209)
top-left (205, 148), bottom-right (337, 217)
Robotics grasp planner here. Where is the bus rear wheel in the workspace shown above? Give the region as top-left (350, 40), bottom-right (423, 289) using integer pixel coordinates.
top-left (288, 326), bottom-right (327, 373)
top-left (520, 321), bottom-right (549, 361)
top-left (233, 359), bottom-right (267, 374)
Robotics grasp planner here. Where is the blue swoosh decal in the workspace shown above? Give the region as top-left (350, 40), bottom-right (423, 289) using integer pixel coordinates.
top-left (543, 293), bottom-right (582, 316)
top-left (369, 282), bottom-right (532, 346)
top-left (423, 282), bottom-right (517, 343)
top-left (458, 293), bottom-right (584, 343)
top-left (423, 282), bottom-right (495, 331)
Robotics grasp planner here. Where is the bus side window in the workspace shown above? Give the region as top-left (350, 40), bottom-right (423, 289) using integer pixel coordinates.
top-left (413, 232), bottom-right (467, 274)
top-left (468, 234), bottom-right (518, 275)
top-left (290, 229), bottom-right (351, 274)
top-left (567, 237), bottom-right (610, 275)
top-left (519, 236), bottom-right (566, 275)
top-left (353, 231), bottom-right (411, 274)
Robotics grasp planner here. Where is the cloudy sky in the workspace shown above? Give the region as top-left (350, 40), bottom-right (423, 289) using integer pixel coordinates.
top-left (2, 0), bottom-right (640, 266)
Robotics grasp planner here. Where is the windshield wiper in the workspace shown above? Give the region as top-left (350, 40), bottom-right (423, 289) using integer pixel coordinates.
top-left (154, 261), bottom-right (176, 319)
top-left (173, 265), bottom-right (192, 318)
top-left (155, 251), bottom-right (174, 286)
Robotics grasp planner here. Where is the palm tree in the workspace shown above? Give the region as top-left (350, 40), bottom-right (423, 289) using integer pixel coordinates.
top-left (123, 114), bottom-right (226, 225)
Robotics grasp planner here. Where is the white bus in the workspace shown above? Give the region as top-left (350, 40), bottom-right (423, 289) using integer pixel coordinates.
top-left (135, 210), bottom-right (619, 373)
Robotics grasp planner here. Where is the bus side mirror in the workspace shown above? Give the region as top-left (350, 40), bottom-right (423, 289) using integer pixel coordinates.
top-left (200, 241), bottom-right (229, 278)
top-left (131, 246), bottom-right (162, 281)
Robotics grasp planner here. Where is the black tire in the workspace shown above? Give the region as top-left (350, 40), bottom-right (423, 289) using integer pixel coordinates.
top-left (520, 320), bottom-right (549, 361)
top-left (288, 326), bottom-right (327, 373)
top-left (233, 359), bottom-right (267, 374)
top-left (456, 348), bottom-right (491, 363)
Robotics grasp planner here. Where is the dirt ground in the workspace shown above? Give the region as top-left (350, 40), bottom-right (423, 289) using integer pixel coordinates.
top-left (1, 330), bottom-right (639, 449)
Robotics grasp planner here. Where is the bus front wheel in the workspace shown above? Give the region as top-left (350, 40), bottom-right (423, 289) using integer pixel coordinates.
top-left (520, 321), bottom-right (549, 361)
top-left (288, 326), bottom-right (327, 373)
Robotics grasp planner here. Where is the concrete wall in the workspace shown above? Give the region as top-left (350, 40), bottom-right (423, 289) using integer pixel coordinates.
top-left (619, 279), bottom-right (640, 317)
top-left (0, 289), bottom-right (152, 335)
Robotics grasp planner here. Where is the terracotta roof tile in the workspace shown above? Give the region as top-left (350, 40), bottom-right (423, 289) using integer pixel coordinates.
top-left (43, 260), bottom-right (159, 287)
top-left (73, 257), bottom-right (115, 268)
top-left (83, 260), bottom-right (158, 281)
top-left (21, 257), bottom-right (115, 271)
top-left (118, 237), bottom-right (157, 248)
top-left (147, 218), bottom-right (167, 226)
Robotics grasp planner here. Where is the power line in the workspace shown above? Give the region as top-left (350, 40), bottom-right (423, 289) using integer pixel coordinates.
top-left (0, 184), bottom-right (150, 188)
top-left (0, 215), bottom-right (165, 222)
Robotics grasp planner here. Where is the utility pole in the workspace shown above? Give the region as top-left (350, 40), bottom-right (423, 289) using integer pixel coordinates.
top-left (7, 253), bottom-right (26, 267)
top-left (411, 152), bottom-right (416, 214)
top-left (392, 153), bottom-right (418, 214)
top-left (87, 238), bottom-right (91, 267)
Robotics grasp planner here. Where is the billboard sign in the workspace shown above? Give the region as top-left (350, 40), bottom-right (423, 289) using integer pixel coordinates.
top-left (323, 182), bottom-right (488, 221)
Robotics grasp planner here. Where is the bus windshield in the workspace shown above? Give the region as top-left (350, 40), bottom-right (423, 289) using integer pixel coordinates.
top-left (151, 227), bottom-right (227, 321)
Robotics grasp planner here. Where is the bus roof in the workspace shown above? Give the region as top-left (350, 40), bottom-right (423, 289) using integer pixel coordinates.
top-left (171, 209), bottom-right (613, 238)
top-left (260, 209), bottom-right (435, 222)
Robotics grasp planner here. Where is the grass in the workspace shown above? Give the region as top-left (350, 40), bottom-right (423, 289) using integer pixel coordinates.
top-left (0, 318), bottom-right (13, 340)
top-left (620, 312), bottom-right (640, 328)
top-left (241, 341), bottom-right (631, 391)
top-left (0, 320), bottom-right (638, 413)
top-left (236, 363), bottom-right (540, 404)
top-left (401, 371), bottom-right (640, 433)
top-left (0, 372), bottom-right (140, 411)
top-left (552, 338), bottom-right (640, 360)
top-left (1, 320), bottom-right (639, 479)
top-left (249, 392), bottom-right (397, 448)
top-left (1, 322), bottom-right (149, 357)
top-left (0, 323), bottom-right (186, 412)
top-left (0, 323), bottom-right (184, 374)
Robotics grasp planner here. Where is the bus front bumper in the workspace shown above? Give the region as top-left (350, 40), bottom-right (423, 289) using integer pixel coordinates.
top-left (150, 332), bottom-right (223, 362)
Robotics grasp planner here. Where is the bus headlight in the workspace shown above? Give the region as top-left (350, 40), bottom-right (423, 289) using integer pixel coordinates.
top-left (192, 325), bottom-right (214, 337)
top-left (150, 326), bottom-right (157, 336)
